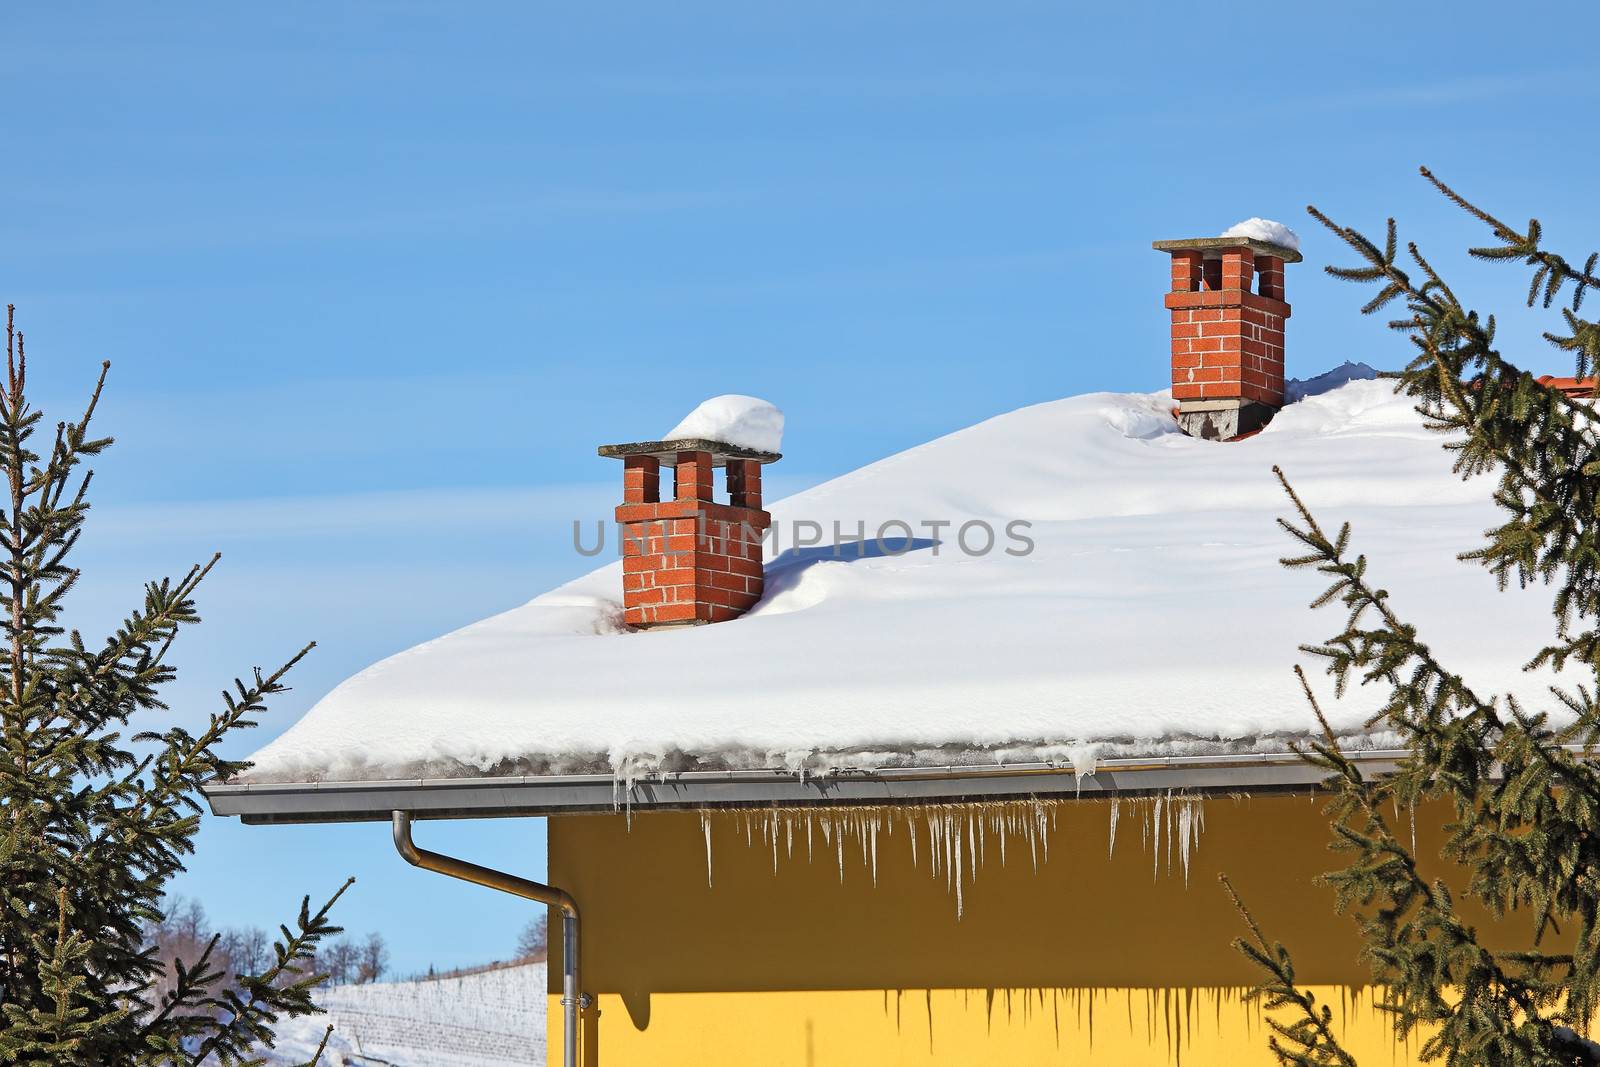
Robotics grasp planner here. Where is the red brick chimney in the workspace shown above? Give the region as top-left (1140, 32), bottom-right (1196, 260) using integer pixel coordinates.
top-left (1153, 235), bottom-right (1300, 439)
top-left (597, 436), bottom-right (779, 628)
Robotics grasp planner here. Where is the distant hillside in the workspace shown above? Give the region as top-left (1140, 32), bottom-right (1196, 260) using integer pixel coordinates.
top-left (263, 960), bottom-right (547, 1066)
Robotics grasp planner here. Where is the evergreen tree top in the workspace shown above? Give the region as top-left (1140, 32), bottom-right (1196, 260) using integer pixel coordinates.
top-left (1227, 170), bottom-right (1600, 1066)
top-left (0, 304), bottom-right (346, 1066)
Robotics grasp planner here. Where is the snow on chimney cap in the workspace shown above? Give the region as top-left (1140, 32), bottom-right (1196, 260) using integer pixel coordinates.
top-left (598, 394), bottom-right (785, 466)
top-left (1219, 218), bottom-right (1300, 252)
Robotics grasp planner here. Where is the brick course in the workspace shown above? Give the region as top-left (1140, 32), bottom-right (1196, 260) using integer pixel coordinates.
top-left (1161, 255), bottom-right (1291, 408)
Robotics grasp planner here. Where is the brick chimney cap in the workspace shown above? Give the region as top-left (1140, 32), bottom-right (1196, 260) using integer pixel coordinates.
top-left (1152, 236), bottom-right (1302, 263)
top-left (597, 438), bottom-right (782, 466)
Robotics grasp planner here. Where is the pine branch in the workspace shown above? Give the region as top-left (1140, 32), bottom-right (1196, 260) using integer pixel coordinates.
top-left (184, 878), bottom-right (353, 1067)
top-left (1420, 167), bottom-right (1600, 310)
top-left (1308, 193), bottom-right (1600, 674)
top-left (1275, 469), bottom-right (1595, 1036)
top-left (134, 641), bottom-right (316, 822)
top-left (1220, 874), bottom-right (1358, 1066)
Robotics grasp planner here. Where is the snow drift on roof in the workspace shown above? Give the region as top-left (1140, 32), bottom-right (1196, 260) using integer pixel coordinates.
top-left (239, 376), bottom-right (1562, 785)
top-left (1220, 217), bottom-right (1300, 252)
top-left (662, 394), bottom-right (784, 452)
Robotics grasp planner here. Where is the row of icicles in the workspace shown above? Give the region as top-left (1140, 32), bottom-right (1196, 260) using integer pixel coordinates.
top-left (692, 793), bottom-right (1208, 919)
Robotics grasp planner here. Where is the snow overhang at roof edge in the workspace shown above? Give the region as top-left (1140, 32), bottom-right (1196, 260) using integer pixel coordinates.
top-left (205, 750), bottom-right (1416, 825)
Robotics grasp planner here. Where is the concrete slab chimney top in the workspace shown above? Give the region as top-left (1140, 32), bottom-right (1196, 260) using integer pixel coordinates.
top-left (597, 438), bottom-right (782, 467)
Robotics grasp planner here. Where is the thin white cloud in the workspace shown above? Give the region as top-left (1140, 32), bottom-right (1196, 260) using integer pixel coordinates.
top-left (8, 188), bottom-right (750, 257)
top-left (89, 484), bottom-right (615, 543)
top-left (1289, 71), bottom-right (1592, 114)
top-left (87, 474), bottom-right (827, 546)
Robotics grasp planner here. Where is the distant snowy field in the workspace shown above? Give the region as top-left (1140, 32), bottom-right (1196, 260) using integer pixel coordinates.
top-left (261, 962), bottom-right (546, 1066)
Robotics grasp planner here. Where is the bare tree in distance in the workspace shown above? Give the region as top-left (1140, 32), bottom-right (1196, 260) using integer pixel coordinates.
top-left (516, 916), bottom-right (548, 961)
top-left (355, 933), bottom-right (389, 985)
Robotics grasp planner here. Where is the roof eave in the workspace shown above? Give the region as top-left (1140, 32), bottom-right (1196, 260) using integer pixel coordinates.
top-left (203, 750), bottom-right (1410, 825)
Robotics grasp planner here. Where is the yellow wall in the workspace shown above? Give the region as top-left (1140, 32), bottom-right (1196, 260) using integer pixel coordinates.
top-left (546, 795), bottom-right (1464, 1065)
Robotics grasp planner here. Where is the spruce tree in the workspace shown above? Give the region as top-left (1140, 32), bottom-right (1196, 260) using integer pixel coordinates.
top-left (0, 306), bottom-right (347, 1065)
top-left (1225, 171), bottom-right (1600, 1065)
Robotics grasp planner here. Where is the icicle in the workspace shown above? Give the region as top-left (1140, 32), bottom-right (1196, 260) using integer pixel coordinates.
top-left (702, 812), bottom-right (714, 888)
top-left (689, 798), bottom-right (1151, 919)
top-left (1165, 792), bottom-right (1174, 876)
top-left (934, 809), bottom-right (947, 895)
top-left (1177, 801), bottom-right (1193, 884)
top-left (1193, 797), bottom-right (1206, 872)
top-left (1152, 795), bottom-right (1164, 880)
top-left (926, 811), bottom-right (935, 878)
top-left (968, 811), bottom-right (978, 883)
top-left (1037, 801), bottom-right (1049, 865)
top-left (1191, 800), bottom-right (1201, 875)
top-left (953, 816), bottom-right (965, 920)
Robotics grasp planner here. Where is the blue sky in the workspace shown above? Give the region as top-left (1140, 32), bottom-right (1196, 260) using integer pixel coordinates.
top-left (4, 2), bottom-right (1597, 975)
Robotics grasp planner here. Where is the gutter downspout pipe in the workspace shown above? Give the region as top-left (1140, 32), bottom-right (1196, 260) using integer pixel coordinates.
top-left (392, 810), bottom-right (587, 1067)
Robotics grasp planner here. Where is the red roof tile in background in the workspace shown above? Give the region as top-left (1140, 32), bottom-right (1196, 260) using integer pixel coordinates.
top-left (1537, 375), bottom-right (1598, 398)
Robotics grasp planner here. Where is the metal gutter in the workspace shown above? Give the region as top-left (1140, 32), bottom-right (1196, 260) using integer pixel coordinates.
top-left (392, 812), bottom-right (588, 1067)
top-left (205, 748), bottom-right (1417, 825)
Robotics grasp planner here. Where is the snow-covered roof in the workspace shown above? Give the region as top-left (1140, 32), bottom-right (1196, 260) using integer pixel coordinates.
top-left (237, 367), bottom-right (1560, 789)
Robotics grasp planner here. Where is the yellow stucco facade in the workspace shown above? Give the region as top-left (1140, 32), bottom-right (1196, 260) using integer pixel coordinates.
top-left (546, 794), bottom-right (1456, 1065)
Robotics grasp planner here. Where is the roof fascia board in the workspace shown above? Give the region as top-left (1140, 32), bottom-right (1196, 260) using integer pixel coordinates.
top-left (204, 750), bottom-right (1409, 825)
